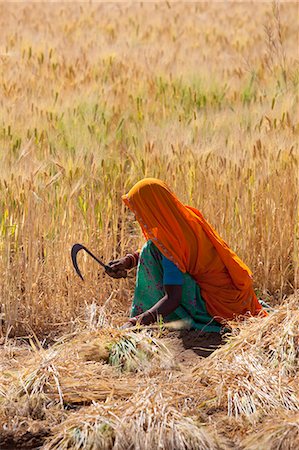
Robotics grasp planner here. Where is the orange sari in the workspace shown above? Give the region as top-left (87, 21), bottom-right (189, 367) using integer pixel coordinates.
top-left (122, 178), bottom-right (265, 322)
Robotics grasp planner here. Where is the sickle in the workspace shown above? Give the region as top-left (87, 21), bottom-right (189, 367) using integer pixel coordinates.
top-left (71, 243), bottom-right (111, 280)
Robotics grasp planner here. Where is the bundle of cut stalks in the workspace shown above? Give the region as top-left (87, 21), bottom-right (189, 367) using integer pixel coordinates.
top-left (243, 411), bottom-right (299, 450)
top-left (0, 328), bottom-right (172, 421)
top-left (61, 327), bottom-right (173, 372)
top-left (43, 388), bottom-right (226, 450)
top-left (193, 293), bottom-right (299, 421)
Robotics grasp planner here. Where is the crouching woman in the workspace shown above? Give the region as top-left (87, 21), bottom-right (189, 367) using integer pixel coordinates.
top-left (107, 178), bottom-right (266, 330)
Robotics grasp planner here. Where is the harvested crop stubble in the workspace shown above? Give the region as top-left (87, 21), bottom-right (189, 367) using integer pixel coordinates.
top-left (0, 328), bottom-right (172, 421)
top-left (1, 297), bottom-right (299, 448)
top-left (242, 412), bottom-right (299, 450)
top-left (0, 340), bottom-right (32, 371)
top-left (43, 391), bottom-right (226, 450)
top-left (193, 293), bottom-right (299, 421)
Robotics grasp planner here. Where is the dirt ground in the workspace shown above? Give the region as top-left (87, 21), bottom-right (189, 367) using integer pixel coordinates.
top-left (0, 427), bottom-right (49, 450)
top-left (165, 329), bottom-right (224, 364)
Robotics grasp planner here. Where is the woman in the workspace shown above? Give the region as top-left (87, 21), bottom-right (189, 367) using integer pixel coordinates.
top-left (108, 178), bottom-right (266, 330)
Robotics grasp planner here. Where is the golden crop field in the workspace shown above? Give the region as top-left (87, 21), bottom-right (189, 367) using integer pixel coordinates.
top-left (0, 2), bottom-right (298, 449)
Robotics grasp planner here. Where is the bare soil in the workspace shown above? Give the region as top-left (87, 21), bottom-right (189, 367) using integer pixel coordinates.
top-left (164, 330), bottom-right (224, 367)
top-left (0, 426), bottom-right (49, 450)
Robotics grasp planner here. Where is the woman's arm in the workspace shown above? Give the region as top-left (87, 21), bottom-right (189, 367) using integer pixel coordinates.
top-left (129, 284), bottom-right (183, 326)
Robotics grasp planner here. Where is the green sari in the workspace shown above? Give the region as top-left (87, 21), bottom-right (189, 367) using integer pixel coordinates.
top-left (131, 240), bottom-right (222, 332)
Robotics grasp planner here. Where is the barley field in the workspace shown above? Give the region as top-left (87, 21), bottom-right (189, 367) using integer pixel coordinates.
top-left (0, 2), bottom-right (298, 449)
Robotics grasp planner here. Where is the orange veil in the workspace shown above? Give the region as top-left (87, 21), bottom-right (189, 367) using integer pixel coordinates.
top-left (122, 178), bottom-right (265, 321)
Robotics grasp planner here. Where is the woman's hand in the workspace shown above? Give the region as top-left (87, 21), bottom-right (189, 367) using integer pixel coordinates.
top-left (120, 321), bottom-right (135, 329)
top-left (106, 257), bottom-right (130, 279)
top-left (120, 317), bottom-right (137, 329)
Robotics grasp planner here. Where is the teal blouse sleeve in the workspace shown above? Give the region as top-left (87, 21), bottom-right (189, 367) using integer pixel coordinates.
top-left (161, 255), bottom-right (183, 285)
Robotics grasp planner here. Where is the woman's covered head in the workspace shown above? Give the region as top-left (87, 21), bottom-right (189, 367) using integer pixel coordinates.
top-left (122, 178), bottom-right (194, 270)
top-left (122, 178), bottom-right (183, 234)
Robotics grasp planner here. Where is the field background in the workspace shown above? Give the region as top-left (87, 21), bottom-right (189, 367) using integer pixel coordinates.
top-left (0, 1), bottom-right (298, 337)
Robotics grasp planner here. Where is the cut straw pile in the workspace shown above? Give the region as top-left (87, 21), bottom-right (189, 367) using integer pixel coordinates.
top-left (43, 390), bottom-right (226, 450)
top-left (191, 293), bottom-right (299, 448)
top-left (243, 412), bottom-right (299, 450)
top-left (0, 329), bottom-right (172, 418)
top-left (1, 294), bottom-right (299, 449)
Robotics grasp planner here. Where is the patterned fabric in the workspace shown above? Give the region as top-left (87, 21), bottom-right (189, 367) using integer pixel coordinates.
top-left (131, 240), bottom-right (222, 332)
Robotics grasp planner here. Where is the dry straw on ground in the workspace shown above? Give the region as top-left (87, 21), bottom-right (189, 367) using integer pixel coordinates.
top-left (193, 293), bottom-right (299, 422)
top-left (0, 328), bottom-right (171, 418)
top-left (1, 294), bottom-right (299, 449)
top-left (243, 412), bottom-right (299, 450)
top-left (43, 397), bottom-right (225, 450)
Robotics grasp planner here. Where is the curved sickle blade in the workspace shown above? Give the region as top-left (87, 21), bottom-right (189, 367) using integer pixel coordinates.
top-left (71, 243), bottom-right (109, 281)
